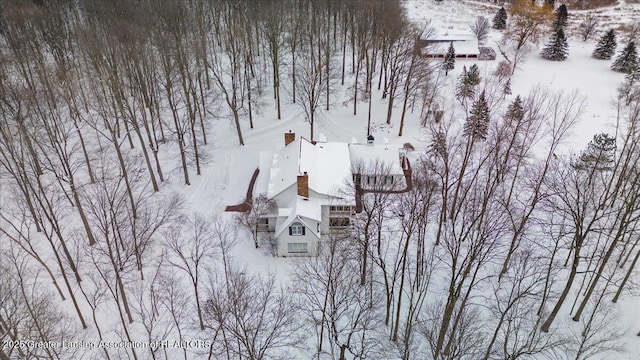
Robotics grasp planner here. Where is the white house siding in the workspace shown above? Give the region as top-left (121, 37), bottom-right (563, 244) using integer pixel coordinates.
top-left (266, 217), bottom-right (276, 232)
top-left (320, 205), bottom-right (330, 235)
top-left (276, 216), bottom-right (320, 257)
top-left (272, 185), bottom-right (297, 207)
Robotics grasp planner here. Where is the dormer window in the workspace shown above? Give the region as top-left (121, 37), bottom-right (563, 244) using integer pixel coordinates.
top-left (289, 222), bottom-right (305, 236)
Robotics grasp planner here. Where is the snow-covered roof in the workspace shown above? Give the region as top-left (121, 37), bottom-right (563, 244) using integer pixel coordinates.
top-left (265, 137), bottom-right (352, 199)
top-left (421, 29), bottom-right (479, 56)
top-left (295, 196), bottom-right (322, 222)
top-left (300, 140), bottom-right (352, 197)
top-left (264, 138), bottom-right (299, 198)
top-left (254, 150), bottom-right (275, 196)
top-left (422, 40), bottom-right (479, 56)
top-left (349, 143), bottom-right (404, 175)
top-left (274, 212), bottom-right (321, 239)
top-left (427, 29), bottom-right (477, 42)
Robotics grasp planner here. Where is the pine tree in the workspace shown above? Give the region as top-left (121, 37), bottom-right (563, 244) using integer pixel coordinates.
top-left (592, 29), bottom-right (617, 60)
top-left (541, 28), bottom-right (569, 61)
top-left (625, 64), bottom-right (640, 86)
top-left (503, 78), bottom-right (512, 96)
top-left (463, 91), bottom-right (490, 140)
top-left (493, 7), bottom-right (507, 30)
top-left (611, 41), bottom-right (638, 74)
top-left (505, 95), bottom-right (524, 125)
top-left (553, 4), bottom-right (568, 31)
top-left (573, 133), bottom-right (616, 171)
top-left (431, 131), bottom-right (448, 158)
top-left (455, 66), bottom-right (476, 102)
top-left (467, 64), bottom-right (481, 85)
top-left (619, 64), bottom-right (640, 105)
top-left (456, 64), bottom-right (482, 103)
top-left (442, 42), bottom-right (455, 76)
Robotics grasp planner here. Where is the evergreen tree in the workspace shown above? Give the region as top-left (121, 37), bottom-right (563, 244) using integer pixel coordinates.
top-left (430, 131), bottom-right (448, 158)
top-left (455, 66), bottom-right (476, 102)
top-left (553, 4), bottom-right (568, 31)
top-left (541, 28), bottom-right (569, 61)
top-left (611, 41), bottom-right (638, 73)
top-left (592, 29), bottom-right (617, 60)
top-left (463, 91), bottom-right (490, 140)
top-left (467, 64), bottom-right (481, 85)
top-left (442, 42), bottom-right (455, 76)
top-left (493, 7), bottom-right (507, 30)
top-left (456, 64), bottom-right (482, 103)
top-left (505, 95), bottom-right (524, 125)
top-left (630, 65), bottom-right (640, 80)
top-left (503, 78), bottom-right (512, 96)
top-left (573, 133), bottom-right (616, 171)
top-left (618, 64), bottom-right (640, 105)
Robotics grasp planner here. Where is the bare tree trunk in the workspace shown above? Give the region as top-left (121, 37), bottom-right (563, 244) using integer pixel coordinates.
top-left (541, 236), bottom-right (582, 332)
top-left (109, 129), bottom-right (138, 218)
top-left (613, 241), bottom-right (640, 302)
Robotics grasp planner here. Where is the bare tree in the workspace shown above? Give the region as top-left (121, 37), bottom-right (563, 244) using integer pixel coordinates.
top-left (235, 193), bottom-right (277, 250)
top-left (294, 54), bottom-right (332, 141)
top-left (540, 156), bottom-right (613, 332)
top-left (383, 32), bottom-right (410, 124)
top-left (0, 205), bottom-right (66, 300)
top-left (507, 0), bottom-right (552, 51)
top-left (204, 262), bottom-right (303, 360)
top-left (482, 250), bottom-right (567, 360)
top-left (470, 16), bottom-right (490, 44)
top-left (498, 89), bottom-right (584, 278)
top-left (156, 270), bottom-right (193, 360)
top-left (163, 213), bottom-right (218, 330)
top-left (209, 2), bottom-right (250, 146)
top-left (579, 15), bottom-right (598, 41)
top-left (260, 0), bottom-right (286, 120)
top-left (498, 0), bottom-right (552, 74)
top-left (293, 232), bottom-right (385, 360)
top-left (571, 300), bottom-right (624, 360)
top-left (571, 107), bottom-right (640, 322)
top-left (0, 251), bottom-right (82, 360)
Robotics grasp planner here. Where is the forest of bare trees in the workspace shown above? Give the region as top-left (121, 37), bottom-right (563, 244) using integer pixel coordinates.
top-left (1, 0), bottom-right (640, 359)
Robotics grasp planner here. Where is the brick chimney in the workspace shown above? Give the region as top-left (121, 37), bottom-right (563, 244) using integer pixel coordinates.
top-left (297, 172), bottom-right (309, 197)
top-left (285, 130), bottom-right (295, 146)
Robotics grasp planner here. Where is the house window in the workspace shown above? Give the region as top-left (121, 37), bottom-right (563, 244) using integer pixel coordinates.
top-left (330, 218), bottom-right (350, 227)
top-left (330, 206), bottom-right (350, 212)
top-left (288, 243), bottom-right (308, 253)
top-left (289, 222), bottom-right (305, 236)
top-left (353, 174), bottom-right (361, 185)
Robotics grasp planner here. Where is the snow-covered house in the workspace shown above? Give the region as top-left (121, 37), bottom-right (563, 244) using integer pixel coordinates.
top-left (420, 29), bottom-right (480, 59)
top-left (254, 132), bottom-right (407, 257)
top-left (350, 138), bottom-right (407, 190)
